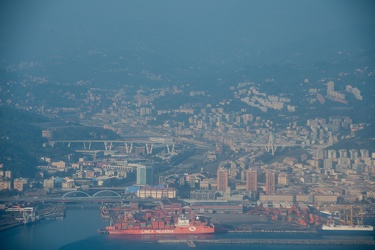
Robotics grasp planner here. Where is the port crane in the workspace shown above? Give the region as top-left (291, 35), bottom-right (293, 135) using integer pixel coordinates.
top-left (320, 205), bottom-right (366, 225)
top-left (5, 207), bottom-right (37, 224)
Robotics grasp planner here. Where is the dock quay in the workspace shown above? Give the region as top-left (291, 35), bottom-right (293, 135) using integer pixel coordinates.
top-left (38, 203), bottom-right (66, 220)
top-left (158, 239), bottom-right (375, 247)
top-left (227, 230), bottom-right (315, 233)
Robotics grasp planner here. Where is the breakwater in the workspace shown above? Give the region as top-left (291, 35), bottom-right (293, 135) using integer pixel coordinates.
top-left (227, 229), bottom-right (316, 233)
top-left (159, 239), bottom-right (375, 247)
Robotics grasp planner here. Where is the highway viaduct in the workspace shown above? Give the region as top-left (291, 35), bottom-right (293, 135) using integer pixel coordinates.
top-left (48, 138), bottom-right (175, 154)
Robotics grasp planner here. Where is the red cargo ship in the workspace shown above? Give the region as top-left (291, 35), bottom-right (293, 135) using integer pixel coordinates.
top-left (105, 213), bottom-right (214, 235)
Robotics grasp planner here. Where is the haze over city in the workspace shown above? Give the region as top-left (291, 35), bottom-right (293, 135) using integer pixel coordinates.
top-left (0, 1), bottom-right (375, 249)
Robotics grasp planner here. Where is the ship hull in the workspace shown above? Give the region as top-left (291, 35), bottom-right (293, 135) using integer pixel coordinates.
top-left (105, 226), bottom-right (215, 235)
top-left (318, 225), bottom-right (374, 235)
top-left (317, 229), bottom-right (374, 235)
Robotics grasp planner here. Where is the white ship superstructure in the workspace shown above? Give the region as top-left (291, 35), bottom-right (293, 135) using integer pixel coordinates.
top-left (322, 224), bottom-right (373, 231)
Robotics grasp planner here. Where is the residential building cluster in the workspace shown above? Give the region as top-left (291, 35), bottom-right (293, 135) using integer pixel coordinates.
top-left (0, 76), bottom-right (373, 214)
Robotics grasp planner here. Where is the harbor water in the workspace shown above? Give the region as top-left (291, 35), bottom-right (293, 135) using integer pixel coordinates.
top-left (0, 206), bottom-right (374, 250)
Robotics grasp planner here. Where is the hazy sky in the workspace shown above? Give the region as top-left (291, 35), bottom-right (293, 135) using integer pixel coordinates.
top-left (0, 0), bottom-right (374, 86)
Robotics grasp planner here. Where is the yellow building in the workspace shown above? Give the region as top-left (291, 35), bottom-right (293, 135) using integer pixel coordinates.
top-left (314, 194), bottom-right (338, 203)
top-left (43, 178), bottom-right (55, 190)
top-left (52, 161), bottom-right (66, 170)
top-left (199, 179), bottom-right (212, 189)
top-left (296, 194), bottom-right (310, 202)
top-left (259, 194), bottom-right (294, 202)
top-left (13, 178), bottom-right (28, 192)
top-left (278, 172), bottom-right (289, 186)
top-left (137, 187), bottom-right (176, 199)
top-left (0, 180), bottom-right (11, 190)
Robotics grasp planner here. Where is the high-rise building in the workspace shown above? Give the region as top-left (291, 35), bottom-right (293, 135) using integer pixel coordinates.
top-left (158, 176), bottom-right (166, 185)
top-left (136, 165), bottom-right (154, 185)
top-left (179, 176), bottom-right (185, 186)
top-left (313, 149), bottom-right (324, 159)
top-left (327, 81), bottom-right (335, 93)
top-left (338, 149), bottom-right (347, 158)
top-left (360, 149), bottom-right (369, 158)
top-left (189, 176), bottom-right (196, 188)
top-left (327, 149), bottom-right (337, 159)
top-left (246, 169), bottom-right (258, 192)
top-left (5, 170), bottom-right (11, 179)
top-left (349, 149), bottom-right (358, 160)
top-left (217, 168), bottom-right (229, 192)
top-left (265, 170), bottom-right (276, 194)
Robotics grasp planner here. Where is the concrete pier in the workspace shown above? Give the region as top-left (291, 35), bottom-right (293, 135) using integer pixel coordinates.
top-left (158, 239), bottom-right (375, 246)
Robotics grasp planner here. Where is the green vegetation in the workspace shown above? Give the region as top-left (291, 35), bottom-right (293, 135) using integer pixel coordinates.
top-left (52, 126), bottom-right (121, 141)
top-left (0, 107), bottom-right (122, 178)
top-left (0, 107), bottom-right (47, 177)
top-left (328, 124), bottom-right (375, 152)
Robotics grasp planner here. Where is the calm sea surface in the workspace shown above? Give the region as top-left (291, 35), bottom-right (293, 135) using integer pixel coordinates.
top-left (0, 205), bottom-right (374, 250)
